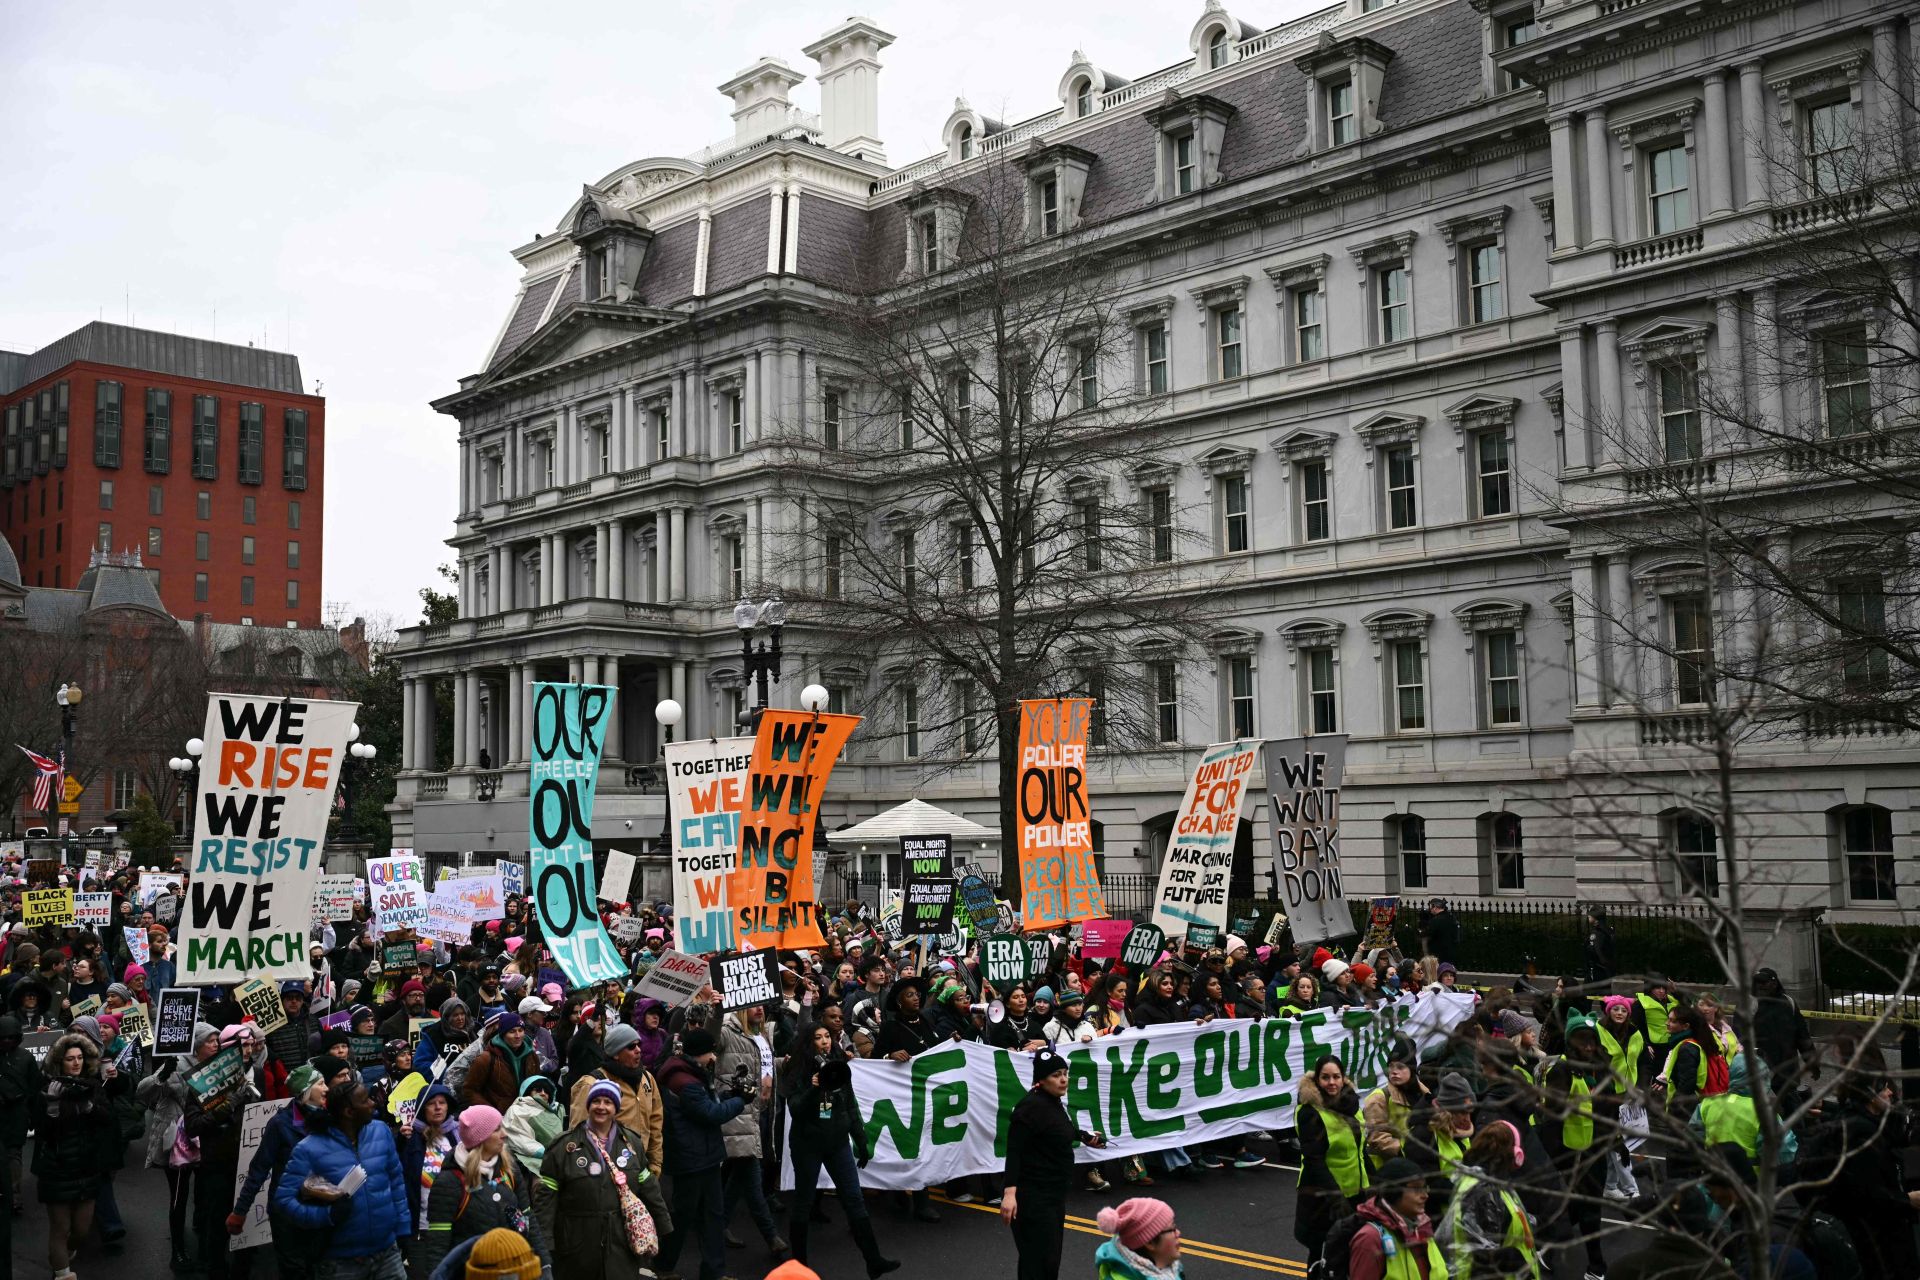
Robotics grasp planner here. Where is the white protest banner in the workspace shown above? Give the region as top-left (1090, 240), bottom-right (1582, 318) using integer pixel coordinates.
top-left (599, 848), bottom-right (637, 905)
top-left (313, 874), bottom-right (360, 922)
top-left (181, 693), bottom-right (356, 984)
top-left (663, 737), bottom-right (752, 956)
top-left (1150, 739), bottom-right (1260, 941)
top-left (500, 861), bottom-right (525, 899)
top-left (367, 855), bottom-right (428, 935)
top-left (125, 926), bottom-right (150, 966)
top-left (448, 873), bottom-right (507, 922)
top-left (631, 948), bottom-right (711, 1007)
top-left (74, 892), bottom-right (113, 926)
top-left (231, 1100), bottom-right (280, 1250)
top-left (422, 891), bottom-right (475, 945)
top-left (786, 992), bottom-right (1474, 1191)
top-left (1263, 735), bottom-right (1352, 944)
top-left (529, 682), bottom-right (624, 987)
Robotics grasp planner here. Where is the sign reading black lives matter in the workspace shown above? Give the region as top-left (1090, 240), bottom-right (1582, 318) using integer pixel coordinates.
top-left (1264, 734), bottom-right (1352, 944)
top-left (900, 834), bottom-right (956, 934)
top-left (154, 989), bottom-right (202, 1057)
top-left (709, 949), bottom-right (781, 1011)
top-left (1121, 922), bottom-right (1166, 968)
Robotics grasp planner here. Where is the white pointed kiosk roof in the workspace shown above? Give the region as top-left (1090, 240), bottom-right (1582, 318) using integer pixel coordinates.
top-left (825, 798), bottom-right (999, 847)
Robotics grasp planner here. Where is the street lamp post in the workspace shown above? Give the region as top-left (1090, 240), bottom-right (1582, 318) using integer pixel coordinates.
top-left (336, 723), bottom-right (378, 842)
top-left (733, 594), bottom-right (787, 729)
top-left (169, 737), bottom-right (204, 842)
top-left (54, 683), bottom-right (82, 865)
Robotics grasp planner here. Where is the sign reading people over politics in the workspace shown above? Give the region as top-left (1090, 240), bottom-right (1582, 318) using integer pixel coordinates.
top-left (900, 834), bottom-right (956, 934)
top-left (709, 948), bottom-right (781, 1011)
top-left (1149, 739), bottom-right (1260, 941)
top-left (729, 710), bottom-right (860, 951)
top-left (664, 738), bottom-right (753, 956)
top-left (181, 694), bottom-right (357, 984)
top-left (1015, 699), bottom-right (1105, 930)
top-left (955, 862), bottom-right (999, 931)
top-left (528, 682), bottom-right (625, 988)
top-left (1264, 735), bottom-right (1352, 944)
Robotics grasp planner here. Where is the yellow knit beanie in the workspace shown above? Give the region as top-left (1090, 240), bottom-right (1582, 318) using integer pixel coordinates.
top-left (465, 1228), bottom-right (540, 1280)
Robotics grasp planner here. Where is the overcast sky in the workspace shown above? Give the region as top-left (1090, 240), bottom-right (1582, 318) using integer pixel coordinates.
top-left (0, 0), bottom-right (1318, 631)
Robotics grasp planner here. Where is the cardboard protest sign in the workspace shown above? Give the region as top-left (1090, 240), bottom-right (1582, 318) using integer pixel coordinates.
top-left (23, 887), bottom-right (74, 927)
top-left (528, 682), bottom-right (625, 987)
top-left (138, 871), bottom-right (182, 905)
top-left (382, 941), bottom-right (420, 971)
top-left (422, 892), bottom-right (475, 946)
top-left (351, 1034), bottom-right (386, 1066)
top-left (313, 874), bottom-right (360, 922)
top-left (612, 913), bottom-right (650, 942)
top-left (73, 892), bottom-right (113, 926)
top-left (599, 848), bottom-right (636, 905)
top-left (125, 926), bottom-right (150, 966)
top-left (500, 861), bottom-right (525, 898)
top-left (631, 948), bottom-right (711, 1007)
top-left (954, 862), bottom-right (999, 931)
top-left (1362, 897), bottom-right (1399, 952)
top-left (730, 711), bottom-right (860, 951)
top-left (368, 855), bottom-right (428, 935)
top-left (181, 694), bottom-right (356, 984)
top-left (1015, 699), bottom-right (1105, 930)
top-left (1122, 922), bottom-right (1166, 968)
top-left (448, 873), bottom-right (507, 922)
top-left (154, 989), bottom-right (202, 1056)
top-left (1264, 736), bottom-right (1352, 944)
top-left (231, 1100), bottom-right (279, 1249)
top-left (664, 738), bottom-right (752, 955)
top-left (233, 976), bottom-right (289, 1035)
top-left (120, 1001), bottom-right (153, 1048)
top-left (186, 1045), bottom-right (245, 1101)
top-left (1081, 919), bottom-right (1130, 960)
top-left (69, 996), bottom-right (102, 1020)
top-left (1149, 739), bottom-right (1260, 940)
top-left (407, 1017), bottom-right (436, 1058)
top-left (901, 835), bottom-right (956, 934)
top-left (710, 949), bottom-right (781, 1011)
top-left (1264, 912), bottom-right (1289, 946)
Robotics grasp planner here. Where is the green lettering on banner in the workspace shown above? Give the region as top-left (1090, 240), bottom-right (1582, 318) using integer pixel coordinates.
top-left (1194, 1030), bottom-right (1227, 1098)
top-left (1295, 1008), bottom-right (1330, 1069)
top-left (1262, 1019), bottom-right (1295, 1085)
top-left (931, 1075), bottom-right (969, 1146)
top-left (1227, 1024), bottom-right (1261, 1091)
top-left (1065, 1051), bottom-right (1103, 1136)
top-left (863, 1046), bottom-right (966, 1159)
top-left (990, 1049), bottom-right (1025, 1158)
top-left (1143, 1050), bottom-right (1186, 1137)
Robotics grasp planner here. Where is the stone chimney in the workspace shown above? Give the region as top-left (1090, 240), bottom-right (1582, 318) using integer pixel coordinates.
top-left (803, 17), bottom-right (895, 164)
top-left (719, 56), bottom-right (807, 145)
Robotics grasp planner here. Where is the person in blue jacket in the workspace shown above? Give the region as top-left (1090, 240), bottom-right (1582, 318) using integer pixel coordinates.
top-left (229, 1062), bottom-right (332, 1280)
top-left (653, 1027), bottom-right (748, 1280)
top-left (274, 1077), bottom-right (413, 1280)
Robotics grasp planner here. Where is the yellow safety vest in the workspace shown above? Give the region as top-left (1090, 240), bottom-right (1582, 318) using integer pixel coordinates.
top-left (1551, 1060), bottom-right (1595, 1150)
top-left (1597, 1024), bottom-right (1645, 1090)
top-left (1660, 1041), bottom-right (1709, 1109)
top-left (1435, 1129), bottom-right (1470, 1177)
top-left (1364, 1086), bottom-right (1414, 1170)
top-left (1697, 1092), bottom-right (1760, 1160)
top-left (1377, 1227), bottom-right (1452, 1280)
top-left (1636, 992), bottom-right (1676, 1045)
top-left (1300, 1101), bottom-right (1371, 1198)
top-left (1450, 1172), bottom-right (1540, 1280)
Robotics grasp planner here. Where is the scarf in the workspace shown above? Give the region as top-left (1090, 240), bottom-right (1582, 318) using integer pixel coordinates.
top-left (605, 1057), bottom-right (648, 1090)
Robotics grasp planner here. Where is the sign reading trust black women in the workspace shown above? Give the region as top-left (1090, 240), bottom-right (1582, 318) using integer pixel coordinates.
top-left (181, 694), bottom-right (358, 985)
top-left (528, 681), bottom-right (625, 988)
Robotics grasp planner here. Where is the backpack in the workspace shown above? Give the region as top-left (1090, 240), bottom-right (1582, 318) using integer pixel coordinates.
top-left (1311, 1214), bottom-right (1377, 1280)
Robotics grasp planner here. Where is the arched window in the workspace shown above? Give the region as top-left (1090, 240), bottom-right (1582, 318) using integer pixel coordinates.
top-left (1075, 79), bottom-right (1093, 117)
top-left (958, 124), bottom-right (974, 159)
top-left (1208, 29), bottom-right (1230, 69)
top-left (1387, 814), bottom-right (1428, 889)
top-left (1479, 812), bottom-right (1523, 891)
top-left (1837, 804), bottom-right (1896, 903)
top-left (1667, 811), bottom-right (1719, 897)
top-left (1141, 812), bottom-right (1176, 873)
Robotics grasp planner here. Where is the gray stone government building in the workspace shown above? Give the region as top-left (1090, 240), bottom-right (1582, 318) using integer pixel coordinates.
top-left (390, 0), bottom-right (1917, 924)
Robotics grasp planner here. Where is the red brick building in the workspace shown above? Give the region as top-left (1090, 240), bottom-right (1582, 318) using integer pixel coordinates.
top-left (0, 322), bottom-right (324, 627)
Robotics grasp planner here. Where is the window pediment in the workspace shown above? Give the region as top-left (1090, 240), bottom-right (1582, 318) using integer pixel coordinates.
top-left (1187, 275), bottom-right (1251, 310)
top-left (1205, 627), bottom-right (1261, 656)
top-left (1348, 230), bottom-right (1417, 269)
top-left (1438, 206), bottom-right (1510, 247)
top-left (1264, 254), bottom-right (1331, 290)
top-left (1128, 295), bottom-right (1177, 327)
top-left (1131, 460), bottom-right (1179, 491)
top-left (1619, 318), bottom-right (1712, 380)
top-left (1362, 608), bottom-right (1433, 650)
top-left (1444, 394), bottom-right (1520, 434)
top-left (1197, 445), bottom-right (1256, 476)
top-left (707, 510), bottom-right (745, 535)
top-left (1353, 411), bottom-right (1426, 446)
top-left (1271, 429), bottom-right (1337, 462)
top-left (1280, 618), bottom-right (1345, 653)
top-left (1453, 599), bottom-right (1530, 634)
top-left (1064, 472), bottom-right (1110, 499)
top-left (1609, 99), bottom-right (1701, 148)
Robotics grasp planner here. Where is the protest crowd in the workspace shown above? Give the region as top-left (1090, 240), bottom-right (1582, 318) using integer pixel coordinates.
top-left (0, 859), bottom-right (1915, 1280)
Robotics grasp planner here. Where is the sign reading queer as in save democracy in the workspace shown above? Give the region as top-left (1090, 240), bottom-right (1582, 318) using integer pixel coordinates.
top-left (183, 694), bottom-right (356, 984)
top-left (1265, 735), bottom-right (1352, 944)
top-left (793, 991), bottom-right (1473, 1191)
top-left (528, 682), bottom-right (624, 988)
top-left (1150, 739), bottom-right (1260, 940)
top-left (664, 737), bottom-right (754, 955)
top-left (728, 710), bottom-right (860, 950)
top-left (1016, 699), bottom-right (1105, 930)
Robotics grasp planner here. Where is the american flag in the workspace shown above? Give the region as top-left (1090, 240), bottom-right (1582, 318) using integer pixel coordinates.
top-left (17, 745), bottom-right (61, 812)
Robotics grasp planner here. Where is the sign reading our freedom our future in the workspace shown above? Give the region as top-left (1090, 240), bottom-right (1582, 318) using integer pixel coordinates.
top-left (182, 694), bottom-right (357, 984)
top-left (786, 992), bottom-right (1474, 1191)
top-left (528, 682), bottom-right (625, 988)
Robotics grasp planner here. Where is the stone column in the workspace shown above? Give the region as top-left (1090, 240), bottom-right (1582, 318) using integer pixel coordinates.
top-left (1713, 293), bottom-right (1745, 445)
top-left (1593, 319), bottom-right (1624, 462)
top-left (462, 671), bottom-right (483, 767)
top-left (1738, 61), bottom-right (1769, 210)
top-left (1549, 113), bottom-right (1579, 251)
top-left (417, 678), bottom-right (437, 771)
top-left (608, 519), bottom-right (625, 601)
top-left (451, 675), bottom-right (468, 768)
top-left (507, 664), bottom-right (525, 765)
top-left (1604, 556), bottom-right (1639, 706)
top-left (654, 517), bottom-right (671, 602)
top-left (1559, 326), bottom-right (1592, 468)
top-left (1754, 286), bottom-right (1788, 434)
top-left (401, 677), bottom-right (418, 770)
top-left (604, 659), bottom-right (624, 759)
top-left (1870, 22), bottom-right (1902, 173)
top-left (594, 523), bottom-right (610, 597)
top-left (1570, 556), bottom-right (1605, 708)
top-left (669, 507), bottom-right (689, 601)
top-left (1583, 110), bottom-right (1615, 246)
top-left (670, 663), bottom-right (690, 738)
top-left (1703, 69), bottom-right (1734, 218)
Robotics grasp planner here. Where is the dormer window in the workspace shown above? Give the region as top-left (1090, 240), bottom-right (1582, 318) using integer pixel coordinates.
top-left (1501, 12), bottom-right (1537, 93)
top-left (1174, 135), bottom-right (1197, 194)
top-left (1075, 80), bottom-right (1093, 117)
top-left (902, 190), bottom-right (967, 279)
top-left (958, 124), bottom-right (974, 160)
top-left (1295, 36), bottom-right (1394, 156)
top-left (1147, 94), bottom-right (1236, 201)
top-left (1023, 144), bottom-right (1094, 239)
top-left (1208, 30), bottom-right (1230, 69)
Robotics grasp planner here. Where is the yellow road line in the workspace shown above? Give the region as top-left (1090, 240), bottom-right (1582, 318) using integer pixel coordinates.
top-left (929, 1192), bottom-right (1309, 1275)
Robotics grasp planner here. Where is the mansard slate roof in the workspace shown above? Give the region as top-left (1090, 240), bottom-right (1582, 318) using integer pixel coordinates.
top-left (479, 0), bottom-right (1492, 373)
top-left (24, 321), bottom-right (306, 394)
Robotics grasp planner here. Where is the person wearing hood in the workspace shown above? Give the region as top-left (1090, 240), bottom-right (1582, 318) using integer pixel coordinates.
top-left (0, 940), bottom-right (40, 1006)
top-left (628, 996), bottom-right (671, 1075)
top-left (1320, 959), bottom-right (1366, 1010)
top-left (1295, 1051), bottom-right (1371, 1265)
top-left (1094, 1196), bottom-right (1184, 1280)
top-left (1407, 1072), bottom-right (1477, 1226)
top-left (416, 1103), bottom-right (550, 1280)
top-left (1747, 967), bottom-right (1816, 1101)
top-left (230, 1062), bottom-right (332, 1280)
top-left (9, 973), bottom-right (60, 1031)
top-left (564, 1022), bottom-right (665, 1181)
top-left (718, 1006), bottom-right (788, 1261)
top-left (654, 1027), bottom-right (749, 1280)
top-left (415, 997), bottom-right (475, 1075)
top-left (400, 1079), bottom-right (460, 1236)
top-left (1363, 1035), bottom-right (1432, 1171)
top-left (930, 977), bottom-right (981, 1042)
top-left (1043, 988), bottom-right (1094, 1046)
top-left (464, 1011), bottom-right (539, 1112)
top-left (0, 1013), bottom-right (37, 1214)
top-left (36, 1028), bottom-right (124, 1280)
top-left (535, 1078), bottom-right (674, 1280)
top-left (265, 980), bottom-right (317, 1083)
top-left (1349, 1157), bottom-right (1447, 1280)
top-left (186, 1024), bottom-right (265, 1280)
top-left (502, 1076), bottom-right (565, 1171)
top-left (1440, 1120), bottom-right (1540, 1280)
top-left (138, 1020), bottom-right (221, 1272)
top-left (1539, 1012), bottom-right (1613, 1280)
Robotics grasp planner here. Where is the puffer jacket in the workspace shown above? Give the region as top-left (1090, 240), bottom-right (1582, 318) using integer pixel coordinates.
top-left (415, 1143), bottom-right (549, 1278)
top-left (656, 1054), bottom-right (744, 1176)
top-left (32, 1032), bottom-right (125, 1203)
top-left (503, 1078), bottom-right (566, 1170)
top-left (234, 1095), bottom-right (328, 1220)
top-left (463, 1032), bottom-right (538, 1112)
top-left (274, 1118), bottom-right (412, 1258)
top-left (716, 1014), bottom-right (766, 1159)
top-left (135, 1047), bottom-right (205, 1169)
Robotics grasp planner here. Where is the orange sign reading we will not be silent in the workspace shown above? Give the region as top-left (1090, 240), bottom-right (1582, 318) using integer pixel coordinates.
top-left (728, 709), bottom-right (861, 950)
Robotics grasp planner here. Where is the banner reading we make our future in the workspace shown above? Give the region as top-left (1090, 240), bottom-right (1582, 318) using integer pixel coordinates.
top-left (529, 682), bottom-right (625, 988)
top-left (792, 991), bottom-right (1475, 1191)
top-left (729, 709), bottom-right (860, 950)
top-left (182, 694), bottom-right (358, 985)
top-left (663, 737), bottom-right (754, 955)
top-left (1016, 698), bottom-right (1105, 930)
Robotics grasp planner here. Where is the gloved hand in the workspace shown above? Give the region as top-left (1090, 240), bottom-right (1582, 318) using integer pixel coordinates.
top-left (225, 1213), bottom-right (246, 1235)
top-left (857, 1153), bottom-right (871, 1169)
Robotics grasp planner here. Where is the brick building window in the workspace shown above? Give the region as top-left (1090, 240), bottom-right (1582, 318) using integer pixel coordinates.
top-left (191, 395), bottom-right (219, 480)
top-left (144, 389), bottom-right (172, 474)
top-left (238, 402), bottom-right (264, 484)
top-left (283, 408), bottom-right (309, 489)
top-left (94, 381), bottom-right (122, 467)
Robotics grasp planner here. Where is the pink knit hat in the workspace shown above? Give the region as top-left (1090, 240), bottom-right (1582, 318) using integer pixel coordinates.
top-left (458, 1104), bottom-right (504, 1147)
top-left (1097, 1198), bottom-right (1177, 1252)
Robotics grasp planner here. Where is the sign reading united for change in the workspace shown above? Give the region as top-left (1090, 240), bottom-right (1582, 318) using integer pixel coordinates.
top-left (664, 737), bottom-right (754, 956)
top-left (900, 834), bottom-right (956, 934)
top-left (1149, 739), bottom-right (1260, 941)
top-left (1265, 735), bottom-right (1352, 945)
top-left (1016, 699), bottom-right (1105, 931)
top-left (529, 682), bottom-right (625, 989)
top-left (182, 694), bottom-right (357, 985)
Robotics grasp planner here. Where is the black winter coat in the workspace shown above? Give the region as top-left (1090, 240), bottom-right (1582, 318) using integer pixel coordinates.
top-left (656, 1055), bottom-right (744, 1175)
top-left (31, 1034), bottom-right (124, 1204)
